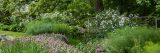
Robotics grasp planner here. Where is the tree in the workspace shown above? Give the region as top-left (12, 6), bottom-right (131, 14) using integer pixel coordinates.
top-left (103, 0), bottom-right (158, 16)
top-left (95, 0), bottom-right (104, 12)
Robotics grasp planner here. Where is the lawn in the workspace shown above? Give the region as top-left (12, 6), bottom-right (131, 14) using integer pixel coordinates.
top-left (0, 30), bottom-right (29, 37)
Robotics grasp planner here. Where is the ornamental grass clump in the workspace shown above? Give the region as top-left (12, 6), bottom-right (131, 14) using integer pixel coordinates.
top-left (102, 26), bottom-right (160, 53)
top-left (25, 20), bottom-right (74, 35)
top-left (25, 20), bottom-right (53, 35)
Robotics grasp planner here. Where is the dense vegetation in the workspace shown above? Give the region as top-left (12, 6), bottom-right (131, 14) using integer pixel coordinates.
top-left (0, 0), bottom-right (160, 53)
top-left (0, 41), bottom-right (48, 53)
top-left (102, 26), bottom-right (160, 53)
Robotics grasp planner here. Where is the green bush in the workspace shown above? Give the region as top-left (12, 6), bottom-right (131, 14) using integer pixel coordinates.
top-left (143, 42), bottom-right (160, 53)
top-left (0, 41), bottom-right (48, 53)
top-left (0, 23), bottom-right (25, 32)
top-left (75, 40), bottom-right (102, 53)
top-left (0, 15), bottom-right (30, 32)
top-left (102, 26), bottom-right (160, 53)
top-left (0, 23), bottom-right (10, 31)
top-left (25, 20), bottom-right (53, 35)
top-left (52, 23), bottom-right (73, 34)
top-left (25, 20), bottom-right (74, 35)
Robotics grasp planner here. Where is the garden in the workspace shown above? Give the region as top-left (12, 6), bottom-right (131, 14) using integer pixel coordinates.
top-left (0, 0), bottom-right (160, 53)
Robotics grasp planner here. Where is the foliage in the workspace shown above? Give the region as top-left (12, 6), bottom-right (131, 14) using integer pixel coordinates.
top-left (52, 23), bottom-right (74, 34)
top-left (84, 10), bottom-right (131, 38)
top-left (25, 20), bottom-right (74, 35)
top-left (25, 20), bottom-right (53, 35)
top-left (0, 0), bottom-right (94, 32)
top-left (0, 0), bottom-right (31, 32)
top-left (102, 26), bottom-right (160, 53)
top-left (60, 39), bottom-right (101, 53)
top-left (1, 0), bottom-right (160, 52)
top-left (38, 11), bottom-right (73, 25)
top-left (143, 42), bottom-right (160, 53)
top-left (156, 1), bottom-right (160, 16)
top-left (103, 0), bottom-right (157, 16)
top-left (8, 16), bottom-right (30, 32)
top-left (0, 41), bottom-right (48, 53)
top-left (0, 18), bottom-right (29, 32)
top-left (28, 0), bottom-right (93, 18)
top-left (0, 22), bottom-right (26, 32)
top-left (0, 0), bottom-right (30, 24)
top-left (76, 40), bottom-right (102, 53)
top-left (0, 23), bottom-right (10, 31)
top-left (65, 0), bottom-right (93, 18)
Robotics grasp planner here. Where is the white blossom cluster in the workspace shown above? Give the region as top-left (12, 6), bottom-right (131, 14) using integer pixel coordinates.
top-left (85, 10), bottom-right (131, 33)
top-left (39, 11), bottom-right (72, 19)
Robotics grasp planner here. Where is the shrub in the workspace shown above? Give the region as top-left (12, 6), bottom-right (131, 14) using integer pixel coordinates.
top-left (0, 23), bottom-right (10, 31)
top-left (102, 26), bottom-right (160, 53)
top-left (25, 20), bottom-right (74, 35)
top-left (52, 23), bottom-right (73, 34)
top-left (143, 42), bottom-right (160, 53)
top-left (0, 16), bottom-right (30, 32)
top-left (0, 24), bottom-right (25, 32)
top-left (0, 41), bottom-right (48, 53)
top-left (7, 16), bottom-right (30, 32)
top-left (84, 10), bottom-right (133, 38)
top-left (25, 20), bottom-right (53, 35)
top-left (38, 12), bottom-right (72, 24)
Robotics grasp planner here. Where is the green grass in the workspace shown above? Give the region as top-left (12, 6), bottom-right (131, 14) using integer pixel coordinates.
top-left (0, 30), bottom-right (29, 37)
top-left (102, 26), bottom-right (160, 53)
top-left (25, 20), bottom-right (74, 35)
top-left (143, 42), bottom-right (160, 53)
top-left (0, 41), bottom-right (48, 53)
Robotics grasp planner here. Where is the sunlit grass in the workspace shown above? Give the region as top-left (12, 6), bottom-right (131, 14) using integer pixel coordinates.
top-left (0, 30), bottom-right (29, 37)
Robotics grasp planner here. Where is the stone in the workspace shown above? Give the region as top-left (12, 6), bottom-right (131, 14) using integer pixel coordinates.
top-left (0, 34), bottom-right (14, 42)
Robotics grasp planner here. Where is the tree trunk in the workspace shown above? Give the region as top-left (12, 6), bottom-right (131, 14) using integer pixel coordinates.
top-left (95, 0), bottom-right (104, 12)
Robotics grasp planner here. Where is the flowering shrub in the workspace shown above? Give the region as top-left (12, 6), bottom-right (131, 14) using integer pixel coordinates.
top-left (84, 9), bottom-right (131, 37)
top-left (38, 11), bottom-right (73, 24)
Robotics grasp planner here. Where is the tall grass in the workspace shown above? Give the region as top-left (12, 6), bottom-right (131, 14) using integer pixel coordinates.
top-left (143, 42), bottom-right (160, 53)
top-left (25, 20), bottom-right (74, 35)
top-left (0, 41), bottom-right (48, 53)
top-left (25, 20), bottom-right (53, 35)
top-left (102, 26), bottom-right (160, 53)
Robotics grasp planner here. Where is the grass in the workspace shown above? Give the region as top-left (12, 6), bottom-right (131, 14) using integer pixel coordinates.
top-left (0, 30), bottom-right (29, 37)
top-left (102, 26), bottom-right (160, 53)
top-left (143, 42), bottom-right (160, 53)
top-left (0, 30), bottom-right (47, 53)
top-left (25, 20), bottom-right (74, 35)
top-left (0, 41), bottom-right (48, 53)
